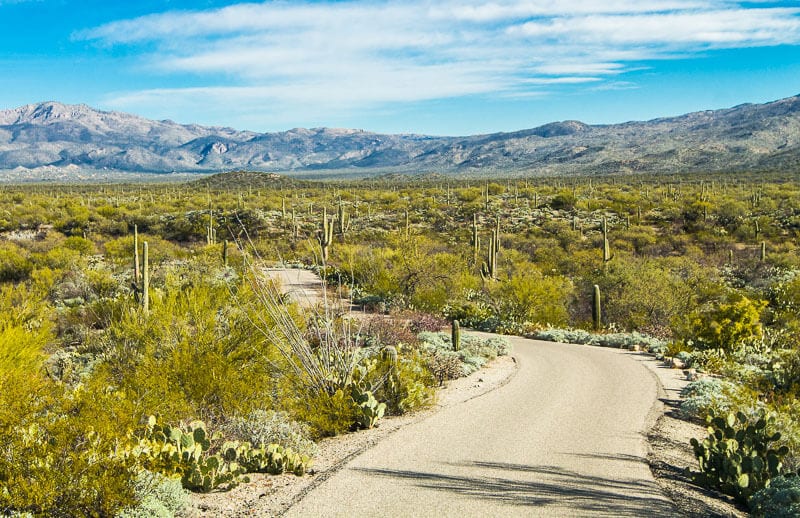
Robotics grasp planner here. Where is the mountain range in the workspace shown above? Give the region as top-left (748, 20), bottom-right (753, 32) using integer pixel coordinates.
top-left (1, 95), bottom-right (799, 178)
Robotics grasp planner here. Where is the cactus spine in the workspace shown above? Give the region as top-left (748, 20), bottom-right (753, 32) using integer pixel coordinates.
top-left (142, 241), bottom-right (150, 314)
top-left (451, 319), bottom-right (461, 352)
top-left (592, 284), bottom-right (601, 331)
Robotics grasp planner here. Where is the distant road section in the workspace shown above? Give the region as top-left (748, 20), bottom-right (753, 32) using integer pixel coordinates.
top-left (286, 334), bottom-right (681, 517)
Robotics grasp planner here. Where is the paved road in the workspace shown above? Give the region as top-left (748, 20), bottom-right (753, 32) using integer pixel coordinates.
top-left (285, 334), bottom-right (681, 517)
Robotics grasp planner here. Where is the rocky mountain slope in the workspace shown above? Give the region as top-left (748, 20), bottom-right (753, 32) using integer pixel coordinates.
top-left (1, 95), bottom-right (799, 177)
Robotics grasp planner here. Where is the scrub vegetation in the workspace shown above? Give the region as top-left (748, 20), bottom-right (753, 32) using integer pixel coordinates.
top-left (1, 170), bottom-right (799, 515)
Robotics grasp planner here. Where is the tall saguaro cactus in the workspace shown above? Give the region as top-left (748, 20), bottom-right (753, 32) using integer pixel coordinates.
top-left (602, 216), bottom-right (612, 263)
top-left (142, 241), bottom-right (150, 314)
top-left (133, 224), bottom-right (140, 282)
top-left (451, 319), bottom-right (461, 352)
top-left (471, 214), bottom-right (480, 266)
top-left (481, 229), bottom-right (498, 281)
top-left (318, 207), bottom-right (334, 263)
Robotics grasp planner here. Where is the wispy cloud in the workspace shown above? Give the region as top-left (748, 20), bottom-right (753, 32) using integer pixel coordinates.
top-left (77, 1), bottom-right (800, 126)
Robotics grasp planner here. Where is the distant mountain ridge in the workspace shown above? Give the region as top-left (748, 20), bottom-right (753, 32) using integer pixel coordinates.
top-left (1, 95), bottom-right (799, 177)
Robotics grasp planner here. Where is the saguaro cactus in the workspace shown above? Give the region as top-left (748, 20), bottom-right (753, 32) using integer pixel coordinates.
top-left (142, 241), bottom-right (150, 314)
top-left (337, 199), bottom-right (348, 237)
top-left (481, 229), bottom-right (498, 280)
top-left (602, 217), bottom-right (612, 263)
top-left (318, 207), bottom-right (334, 263)
top-left (223, 239), bottom-right (229, 267)
top-left (133, 224), bottom-right (140, 282)
top-left (760, 241), bottom-right (767, 262)
top-left (592, 284), bottom-right (601, 331)
top-left (471, 214), bottom-right (480, 265)
top-left (451, 319), bottom-right (461, 352)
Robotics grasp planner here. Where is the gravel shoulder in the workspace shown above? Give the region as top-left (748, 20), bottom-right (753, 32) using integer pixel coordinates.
top-left (630, 353), bottom-right (748, 517)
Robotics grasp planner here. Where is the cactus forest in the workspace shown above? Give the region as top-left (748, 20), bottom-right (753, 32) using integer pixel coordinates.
top-left (2, 170), bottom-right (800, 516)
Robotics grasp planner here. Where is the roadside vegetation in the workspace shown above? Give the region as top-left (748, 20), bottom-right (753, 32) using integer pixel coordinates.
top-left (1, 170), bottom-right (799, 516)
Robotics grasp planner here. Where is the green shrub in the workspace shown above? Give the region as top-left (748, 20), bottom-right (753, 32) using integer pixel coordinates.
top-left (116, 470), bottom-right (188, 518)
top-left (221, 409), bottom-right (317, 457)
top-left (0, 243), bottom-right (33, 282)
top-left (749, 475), bottom-right (800, 517)
top-left (689, 294), bottom-right (767, 352)
top-left (680, 378), bottom-right (742, 418)
top-left (286, 388), bottom-right (357, 438)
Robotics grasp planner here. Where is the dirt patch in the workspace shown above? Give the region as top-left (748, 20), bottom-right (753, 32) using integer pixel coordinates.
top-left (186, 355), bottom-right (518, 517)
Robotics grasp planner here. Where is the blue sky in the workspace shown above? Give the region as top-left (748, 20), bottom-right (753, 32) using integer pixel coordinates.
top-left (1, 0), bottom-right (799, 135)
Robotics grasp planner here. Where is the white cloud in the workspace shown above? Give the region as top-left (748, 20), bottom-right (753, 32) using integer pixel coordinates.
top-left (80, 1), bottom-right (800, 123)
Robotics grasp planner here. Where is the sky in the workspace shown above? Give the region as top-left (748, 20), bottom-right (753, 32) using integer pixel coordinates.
top-left (0, 1), bottom-right (799, 135)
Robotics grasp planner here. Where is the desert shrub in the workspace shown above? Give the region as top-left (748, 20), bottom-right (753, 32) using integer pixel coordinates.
top-left (531, 328), bottom-right (668, 353)
top-left (286, 388), bottom-right (358, 438)
top-left (688, 294), bottom-right (767, 352)
top-left (116, 470), bottom-right (188, 518)
top-left (1, 383), bottom-right (139, 516)
top-left (0, 243), bottom-right (33, 282)
top-left (221, 409), bottom-right (317, 457)
top-left (417, 332), bottom-right (511, 377)
top-left (486, 263), bottom-right (572, 328)
top-left (427, 351), bottom-right (463, 385)
top-left (749, 475), bottom-right (800, 517)
top-left (408, 312), bottom-right (448, 333)
top-left (97, 274), bottom-right (276, 423)
top-left (62, 236), bottom-right (95, 255)
top-left (680, 377), bottom-right (742, 418)
top-left (377, 348), bottom-right (436, 414)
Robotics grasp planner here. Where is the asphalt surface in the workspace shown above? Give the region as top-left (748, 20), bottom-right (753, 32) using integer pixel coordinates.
top-left (285, 333), bottom-right (681, 517)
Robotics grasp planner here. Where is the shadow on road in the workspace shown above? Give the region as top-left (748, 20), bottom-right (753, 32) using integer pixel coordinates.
top-left (355, 461), bottom-right (679, 516)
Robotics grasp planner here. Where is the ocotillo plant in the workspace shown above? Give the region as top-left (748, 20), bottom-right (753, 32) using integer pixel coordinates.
top-left (318, 207), bottom-right (334, 263)
top-left (451, 319), bottom-right (461, 352)
top-left (592, 284), bottom-right (601, 331)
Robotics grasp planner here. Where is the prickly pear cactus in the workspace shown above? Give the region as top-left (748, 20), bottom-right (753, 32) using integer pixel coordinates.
top-left (688, 410), bottom-right (788, 503)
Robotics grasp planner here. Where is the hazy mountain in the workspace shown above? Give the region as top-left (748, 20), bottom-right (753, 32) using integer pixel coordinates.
top-left (1, 95), bottom-right (799, 178)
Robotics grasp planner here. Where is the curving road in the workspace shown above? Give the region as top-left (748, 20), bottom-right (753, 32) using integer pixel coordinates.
top-left (285, 333), bottom-right (681, 517)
